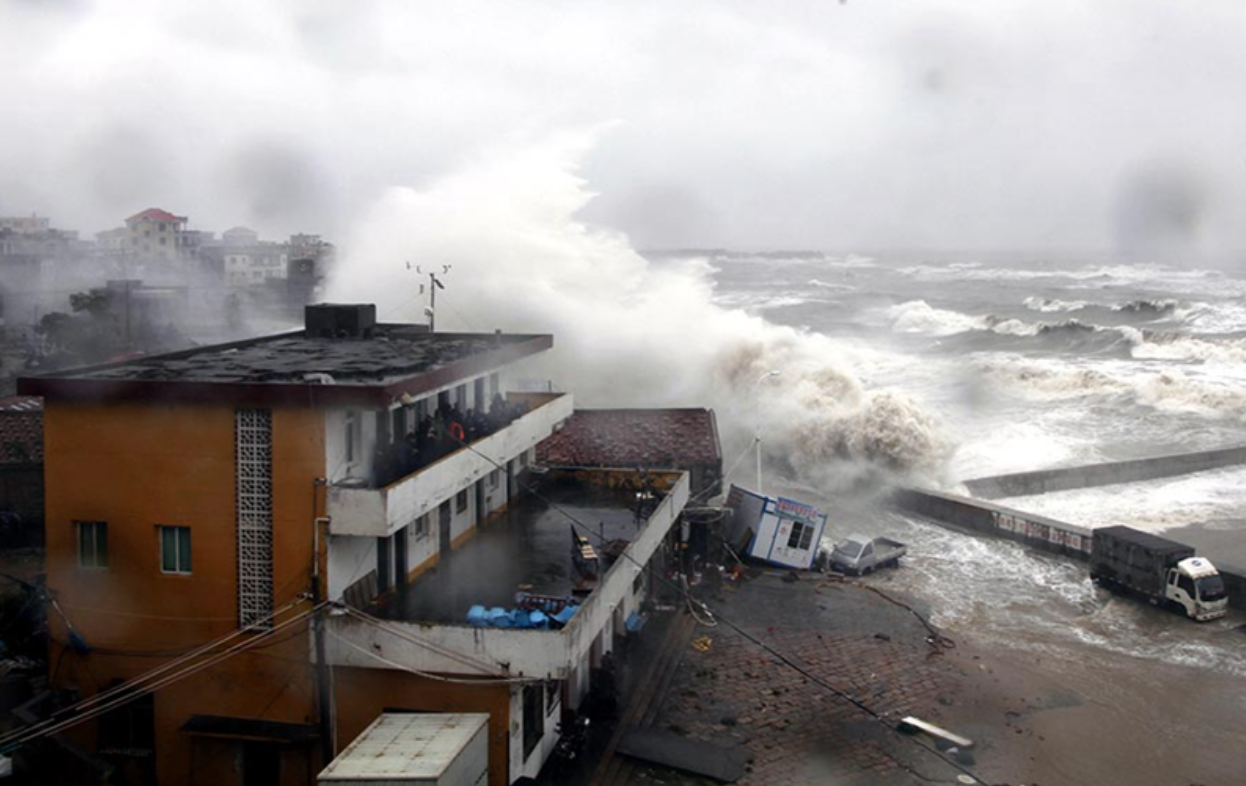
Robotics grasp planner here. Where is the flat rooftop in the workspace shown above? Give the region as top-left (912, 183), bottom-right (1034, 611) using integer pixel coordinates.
top-left (383, 480), bottom-right (649, 624)
top-left (18, 326), bottom-right (552, 407)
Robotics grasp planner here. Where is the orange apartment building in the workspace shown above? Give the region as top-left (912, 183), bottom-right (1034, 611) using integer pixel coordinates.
top-left (18, 303), bottom-right (693, 786)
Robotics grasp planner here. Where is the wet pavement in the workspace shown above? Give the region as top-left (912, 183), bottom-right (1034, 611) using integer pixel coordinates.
top-left (590, 571), bottom-right (975, 786)
top-left (385, 479), bottom-right (649, 623)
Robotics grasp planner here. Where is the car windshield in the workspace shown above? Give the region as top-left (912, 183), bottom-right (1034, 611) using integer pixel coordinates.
top-left (836, 541), bottom-right (863, 558)
top-left (1196, 576), bottom-right (1227, 602)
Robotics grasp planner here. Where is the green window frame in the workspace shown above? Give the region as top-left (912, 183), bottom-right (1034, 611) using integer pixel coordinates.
top-left (160, 526), bottom-right (192, 575)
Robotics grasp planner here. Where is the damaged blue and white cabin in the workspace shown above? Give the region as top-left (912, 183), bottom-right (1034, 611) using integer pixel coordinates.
top-left (724, 485), bottom-right (828, 570)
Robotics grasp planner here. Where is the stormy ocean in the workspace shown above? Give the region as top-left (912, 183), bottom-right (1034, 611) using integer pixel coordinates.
top-left (698, 250), bottom-right (1246, 677)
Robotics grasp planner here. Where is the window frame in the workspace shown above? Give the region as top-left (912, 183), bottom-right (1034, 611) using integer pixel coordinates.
top-left (786, 520), bottom-right (815, 551)
top-left (159, 525), bottom-right (192, 575)
top-left (455, 489), bottom-right (468, 514)
top-left (76, 520), bottom-right (108, 569)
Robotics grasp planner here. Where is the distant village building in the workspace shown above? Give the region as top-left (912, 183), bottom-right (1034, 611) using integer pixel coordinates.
top-left (18, 305), bottom-right (692, 786)
top-left (123, 207), bottom-right (189, 263)
top-left (0, 216), bottom-right (88, 328)
top-left (0, 215), bottom-right (51, 234)
top-left (0, 395), bottom-right (43, 546)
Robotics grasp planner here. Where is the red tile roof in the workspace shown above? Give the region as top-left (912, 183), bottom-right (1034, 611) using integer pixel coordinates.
top-left (127, 208), bottom-right (186, 223)
top-left (538, 408), bottom-right (721, 470)
top-left (0, 396), bottom-right (43, 466)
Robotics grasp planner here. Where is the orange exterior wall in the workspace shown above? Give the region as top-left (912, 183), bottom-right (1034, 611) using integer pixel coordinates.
top-left (332, 666), bottom-right (514, 786)
top-left (43, 401), bottom-right (327, 786)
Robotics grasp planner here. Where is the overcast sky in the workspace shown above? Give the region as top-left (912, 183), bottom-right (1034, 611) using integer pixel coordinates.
top-left (2, 0), bottom-right (1244, 256)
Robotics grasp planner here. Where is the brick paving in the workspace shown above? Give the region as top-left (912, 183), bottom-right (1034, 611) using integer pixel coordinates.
top-left (618, 574), bottom-right (970, 786)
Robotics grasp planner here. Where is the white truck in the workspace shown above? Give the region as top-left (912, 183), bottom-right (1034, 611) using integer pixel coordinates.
top-left (1090, 525), bottom-right (1228, 621)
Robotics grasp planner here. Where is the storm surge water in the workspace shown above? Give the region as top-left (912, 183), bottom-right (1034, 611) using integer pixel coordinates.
top-left (325, 137), bottom-right (951, 490)
top-left (326, 139), bottom-right (1246, 678)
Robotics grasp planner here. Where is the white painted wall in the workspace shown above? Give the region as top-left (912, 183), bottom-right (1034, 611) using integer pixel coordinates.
top-left (328, 393), bottom-right (573, 538)
top-left (328, 535), bottom-right (378, 600)
top-left (325, 473), bottom-right (691, 678)
top-left (508, 683), bottom-right (561, 783)
top-left (482, 469), bottom-right (508, 518)
top-left (325, 408), bottom-right (379, 484)
top-left (449, 485), bottom-right (476, 545)
top-left (407, 513), bottom-right (437, 573)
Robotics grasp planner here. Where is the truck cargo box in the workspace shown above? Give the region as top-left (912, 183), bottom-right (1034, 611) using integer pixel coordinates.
top-left (1090, 525), bottom-right (1195, 596)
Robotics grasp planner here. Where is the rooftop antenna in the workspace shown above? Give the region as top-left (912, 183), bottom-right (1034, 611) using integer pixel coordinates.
top-left (406, 260), bottom-right (450, 332)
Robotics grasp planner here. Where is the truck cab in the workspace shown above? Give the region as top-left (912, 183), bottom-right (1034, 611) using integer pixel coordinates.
top-left (1165, 558), bottom-right (1228, 621)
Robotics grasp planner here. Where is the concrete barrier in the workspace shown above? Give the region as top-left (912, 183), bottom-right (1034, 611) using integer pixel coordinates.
top-left (963, 445), bottom-right (1246, 499)
top-left (891, 487), bottom-right (1246, 610)
top-left (892, 488), bottom-right (1093, 560)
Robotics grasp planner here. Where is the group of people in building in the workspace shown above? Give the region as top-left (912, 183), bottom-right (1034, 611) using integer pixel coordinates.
top-left (374, 394), bottom-right (531, 486)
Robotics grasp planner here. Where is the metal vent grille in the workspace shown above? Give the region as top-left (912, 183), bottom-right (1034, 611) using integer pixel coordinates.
top-left (236, 408), bottom-right (274, 628)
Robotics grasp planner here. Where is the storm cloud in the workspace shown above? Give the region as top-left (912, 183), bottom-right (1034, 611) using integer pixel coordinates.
top-left (2, 0), bottom-right (1245, 257)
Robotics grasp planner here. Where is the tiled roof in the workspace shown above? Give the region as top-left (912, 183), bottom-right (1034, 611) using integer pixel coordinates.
top-left (538, 408), bottom-right (721, 470)
top-left (127, 208), bottom-right (186, 223)
top-left (0, 396), bottom-right (43, 466)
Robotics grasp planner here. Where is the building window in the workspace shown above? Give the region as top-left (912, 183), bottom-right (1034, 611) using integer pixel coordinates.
top-left (489, 469), bottom-right (499, 488)
top-left (345, 411), bottom-right (358, 464)
top-left (414, 513), bottom-right (430, 539)
top-left (160, 526), bottom-right (192, 574)
top-left (455, 489), bottom-right (468, 514)
top-left (522, 683), bottom-right (545, 760)
top-left (76, 521), bottom-right (108, 569)
top-left (787, 521), bottom-right (814, 551)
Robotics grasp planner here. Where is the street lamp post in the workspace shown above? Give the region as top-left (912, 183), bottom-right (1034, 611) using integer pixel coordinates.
top-left (754, 370), bottom-right (780, 494)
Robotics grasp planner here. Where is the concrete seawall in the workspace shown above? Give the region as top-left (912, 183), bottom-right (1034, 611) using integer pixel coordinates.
top-left (892, 487), bottom-right (1246, 610)
top-left (963, 445), bottom-right (1246, 499)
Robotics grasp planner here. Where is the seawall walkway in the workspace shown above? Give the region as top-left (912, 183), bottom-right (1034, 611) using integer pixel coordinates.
top-left (963, 445), bottom-right (1246, 499)
top-left (891, 487), bottom-right (1246, 610)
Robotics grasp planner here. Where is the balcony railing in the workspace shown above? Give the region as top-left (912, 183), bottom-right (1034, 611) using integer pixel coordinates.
top-left (327, 392), bottom-right (573, 538)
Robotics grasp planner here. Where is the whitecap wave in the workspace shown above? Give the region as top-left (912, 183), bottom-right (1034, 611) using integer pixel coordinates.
top-left (885, 300), bottom-right (989, 336)
top-left (327, 138), bottom-right (951, 488)
top-left (1024, 296), bottom-right (1088, 313)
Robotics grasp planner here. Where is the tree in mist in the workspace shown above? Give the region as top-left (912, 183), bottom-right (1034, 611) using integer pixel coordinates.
top-left (27, 287), bottom-right (189, 371)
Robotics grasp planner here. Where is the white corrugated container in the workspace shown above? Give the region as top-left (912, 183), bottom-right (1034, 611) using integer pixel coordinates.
top-left (317, 713), bottom-right (489, 786)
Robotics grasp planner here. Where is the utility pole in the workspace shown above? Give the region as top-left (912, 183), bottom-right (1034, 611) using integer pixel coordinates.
top-left (754, 370), bottom-right (780, 494)
top-left (428, 271), bottom-right (445, 333)
top-left (311, 482), bottom-right (334, 769)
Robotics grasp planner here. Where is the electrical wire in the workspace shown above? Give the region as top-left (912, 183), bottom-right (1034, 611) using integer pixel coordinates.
top-left (0, 604), bottom-right (321, 752)
top-left (0, 600), bottom-right (317, 753)
top-left (327, 629), bottom-right (535, 685)
top-left (337, 606), bottom-right (513, 677)
top-left (449, 433), bottom-right (985, 783)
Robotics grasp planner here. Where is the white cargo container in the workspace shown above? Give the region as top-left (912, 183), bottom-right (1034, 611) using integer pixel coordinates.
top-left (318, 713), bottom-right (489, 786)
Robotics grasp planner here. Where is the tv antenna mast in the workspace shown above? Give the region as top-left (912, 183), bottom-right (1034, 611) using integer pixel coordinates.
top-left (407, 262), bottom-right (452, 332)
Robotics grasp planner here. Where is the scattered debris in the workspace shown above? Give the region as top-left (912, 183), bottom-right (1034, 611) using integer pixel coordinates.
top-left (618, 728), bottom-right (750, 782)
top-left (692, 636), bottom-right (713, 653)
top-left (897, 715), bottom-right (975, 750)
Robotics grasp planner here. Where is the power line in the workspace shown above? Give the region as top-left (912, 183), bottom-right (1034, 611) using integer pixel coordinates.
top-left (0, 600), bottom-right (318, 753)
top-left (448, 433), bottom-right (982, 783)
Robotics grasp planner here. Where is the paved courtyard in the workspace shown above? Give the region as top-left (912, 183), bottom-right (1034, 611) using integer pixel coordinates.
top-left (597, 572), bottom-right (977, 786)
